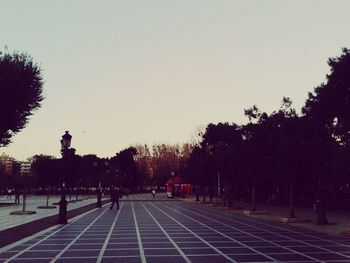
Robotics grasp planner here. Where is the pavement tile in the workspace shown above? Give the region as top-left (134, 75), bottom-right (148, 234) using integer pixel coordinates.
top-left (290, 245), bottom-right (329, 253)
top-left (11, 259), bottom-right (51, 263)
top-left (253, 246), bottom-right (293, 253)
top-left (176, 242), bottom-right (210, 248)
top-left (229, 253), bottom-right (272, 262)
top-left (144, 248), bottom-right (179, 256)
top-left (267, 252), bottom-right (316, 261)
top-left (181, 248), bottom-right (218, 255)
top-left (103, 249), bottom-right (141, 256)
top-left (142, 242), bottom-right (174, 248)
top-left (219, 247), bottom-right (259, 254)
top-left (106, 243), bottom-right (139, 249)
top-left (146, 256), bottom-right (187, 263)
top-left (101, 257), bottom-right (142, 263)
top-left (62, 249), bottom-right (100, 257)
top-left (320, 245), bottom-right (350, 252)
top-left (70, 243), bottom-right (104, 249)
top-left (16, 250), bottom-right (59, 258)
top-left (304, 252), bottom-right (350, 261)
top-left (0, 251), bottom-right (19, 259)
top-left (188, 255), bottom-right (232, 263)
top-left (56, 258), bottom-right (97, 263)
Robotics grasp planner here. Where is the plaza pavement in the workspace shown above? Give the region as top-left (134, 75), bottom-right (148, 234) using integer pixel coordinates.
top-left (1, 194), bottom-right (350, 262)
top-left (0, 195), bottom-right (107, 231)
top-left (184, 197), bottom-right (350, 238)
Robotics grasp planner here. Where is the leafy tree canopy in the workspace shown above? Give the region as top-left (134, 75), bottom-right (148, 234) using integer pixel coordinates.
top-left (303, 48), bottom-right (350, 146)
top-left (0, 50), bottom-right (44, 147)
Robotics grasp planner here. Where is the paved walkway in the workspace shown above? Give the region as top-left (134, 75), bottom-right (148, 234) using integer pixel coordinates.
top-left (183, 197), bottom-right (350, 237)
top-left (2, 197), bottom-right (350, 262)
top-left (0, 195), bottom-right (106, 231)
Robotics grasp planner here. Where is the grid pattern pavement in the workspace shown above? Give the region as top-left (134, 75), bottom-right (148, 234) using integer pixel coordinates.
top-left (0, 195), bottom-right (106, 231)
top-left (1, 201), bottom-right (350, 263)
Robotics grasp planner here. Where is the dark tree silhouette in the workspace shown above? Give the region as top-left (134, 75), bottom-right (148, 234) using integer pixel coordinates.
top-left (302, 48), bottom-right (350, 224)
top-left (268, 98), bottom-right (305, 218)
top-left (184, 146), bottom-right (212, 201)
top-left (243, 106), bottom-right (273, 211)
top-left (0, 50), bottom-right (44, 146)
top-left (201, 122), bottom-right (243, 206)
top-left (110, 147), bottom-right (139, 188)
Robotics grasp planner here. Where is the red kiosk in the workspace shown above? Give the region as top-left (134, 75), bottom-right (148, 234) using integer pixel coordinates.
top-left (166, 176), bottom-right (192, 198)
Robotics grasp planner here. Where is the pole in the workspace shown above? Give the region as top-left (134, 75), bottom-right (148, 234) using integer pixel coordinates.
top-left (217, 172), bottom-right (221, 198)
top-left (97, 181), bottom-right (102, 208)
top-left (22, 182), bottom-right (27, 212)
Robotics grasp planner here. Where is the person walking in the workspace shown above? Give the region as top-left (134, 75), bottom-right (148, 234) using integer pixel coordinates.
top-left (7, 188), bottom-right (12, 199)
top-left (109, 186), bottom-right (120, 210)
top-left (14, 188), bottom-right (20, 204)
top-left (152, 189), bottom-right (156, 198)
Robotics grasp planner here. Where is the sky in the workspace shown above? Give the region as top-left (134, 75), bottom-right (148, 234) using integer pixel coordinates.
top-left (1, 0), bottom-right (350, 161)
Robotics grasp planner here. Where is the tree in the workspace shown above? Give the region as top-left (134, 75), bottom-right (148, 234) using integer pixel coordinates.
top-left (268, 98), bottom-right (307, 218)
top-left (0, 50), bottom-right (44, 147)
top-left (133, 144), bottom-right (153, 187)
top-left (243, 106), bottom-right (273, 211)
top-left (31, 155), bottom-right (58, 207)
top-left (31, 155), bottom-right (56, 190)
top-left (302, 48), bottom-right (350, 224)
top-left (183, 146), bottom-right (211, 201)
top-left (303, 48), bottom-right (350, 147)
top-left (110, 147), bottom-right (140, 188)
top-left (151, 144), bottom-right (182, 188)
top-left (200, 122), bottom-right (244, 206)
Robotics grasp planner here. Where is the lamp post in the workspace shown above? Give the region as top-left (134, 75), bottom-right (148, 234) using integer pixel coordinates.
top-left (57, 131), bottom-right (73, 224)
top-left (94, 161), bottom-right (102, 208)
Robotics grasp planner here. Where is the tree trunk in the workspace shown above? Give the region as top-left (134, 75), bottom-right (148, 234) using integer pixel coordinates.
top-left (46, 194), bottom-right (49, 207)
top-left (251, 185), bottom-right (256, 211)
top-left (316, 184), bottom-right (328, 225)
top-left (203, 186), bottom-right (206, 202)
top-left (316, 204), bottom-right (328, 225)
top-left (289, 181), bottom-right (296, 218)
top-left (209, 187), bottom-right (213, 202)
top-left (227, 185), bottom-right (233, 207)
top-left (196, 184), bottom-right (199, 201)
top-left (76, 186), bottom-right (79, 200)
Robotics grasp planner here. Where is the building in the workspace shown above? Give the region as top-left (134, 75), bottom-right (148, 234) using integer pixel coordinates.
top-left (0, 154), bottom-right (15, 176)
top-left (20, 162), bottom-right (31, 176)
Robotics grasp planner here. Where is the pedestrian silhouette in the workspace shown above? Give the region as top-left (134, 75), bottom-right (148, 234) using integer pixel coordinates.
top-left (7, 189), bottom-right (12, 199)
top-left (152, 189), bottom-right (156, 198)
top-left (14, 188), bottom-right (20, 204)
top-left (109, 186), bottom-right (120, 210)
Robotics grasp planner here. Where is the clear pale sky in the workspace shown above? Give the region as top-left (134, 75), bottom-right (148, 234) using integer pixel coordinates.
top-left (1, 0), bottom-right (350, 161)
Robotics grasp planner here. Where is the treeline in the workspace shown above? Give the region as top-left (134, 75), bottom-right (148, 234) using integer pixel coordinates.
top-left (1, 144), bottom-right (191, 194)
top-left (183, 48), bottom-right (350, 224)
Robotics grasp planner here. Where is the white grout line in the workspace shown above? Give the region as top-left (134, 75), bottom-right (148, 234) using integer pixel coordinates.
top-left (96, 202), bottom-right (124, 263)
top-left (169, 203), bottom-right (326, 263)
top-left (140, 202), bottom-right (192, 263)
top-left (49, 207), bottom-right (110, 263)
top-left (179, 203), bottom-right (350, 260)
top-left (1, 205), bottom-right (105, 262)
top-left (157, 203), bottom-right (280, 262)
top-left (132, 202), bottom-right (147, 263)
top-left (1, 202), bottom-right (112, 253)
top-left (148, 202), bottom-right (238, 263)
top-left (196, 203), bottom-right (347, 246)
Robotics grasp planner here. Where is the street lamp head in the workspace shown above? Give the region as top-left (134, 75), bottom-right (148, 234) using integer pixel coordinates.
top-left (61, 131), bottom-right (72, 149)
